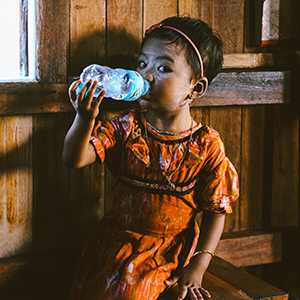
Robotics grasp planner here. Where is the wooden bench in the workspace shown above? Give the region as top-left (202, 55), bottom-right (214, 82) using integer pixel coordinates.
top-left (0, 251), bottom-right (288, 300)
top-left (159, 256), bottom-right (288, 300)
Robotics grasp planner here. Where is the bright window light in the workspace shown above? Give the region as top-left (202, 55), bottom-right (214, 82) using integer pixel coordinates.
top-left (0, 0), bottom-right (36, 81)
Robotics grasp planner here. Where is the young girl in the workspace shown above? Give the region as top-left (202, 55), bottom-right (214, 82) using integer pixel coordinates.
top-left (63, 16), bottom-right (239, 300)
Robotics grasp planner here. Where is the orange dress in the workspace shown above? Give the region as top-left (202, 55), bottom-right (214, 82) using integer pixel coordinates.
top-left (69, 108), bottom-right (239, 300)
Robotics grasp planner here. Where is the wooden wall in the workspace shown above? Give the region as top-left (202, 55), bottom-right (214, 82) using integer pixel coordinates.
top-left (0, 0), bottom-right (299, 298)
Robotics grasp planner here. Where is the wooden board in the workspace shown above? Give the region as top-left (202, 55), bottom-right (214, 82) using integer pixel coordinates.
top-left (0, 70), bottom-right (291, 116)
top-left (271, 105), bottom-right (299, 227)
top-left (70, 0), bottom-right (106, 76)
top-left (106, 0), bottom-right (143, 57)
top-left (32, 114), bottom-right (70, 252)
top-left (70, 162), bottom-right (105, 249)
top-left (207, 256), bottom-right (289, 300)
top-left (0, 116), bottom-right (33, 258)
top-left (194, 71), bottom-right (290, 107)
top-left (144, 0), bottom-right (177, 29)
top-left (0, 252), bottom-right (288, 300)
top-left (210, 0), bottom-right (245, 54)
top-left (239, 106), bottom-right (265, 230)
top-left (223, 53), bottom-right (298, 69)
top-left (208, 106), bottom-right (242, 232)
top-left (160, 256), bottom-right (288, 300)
top-left (36, 0), bottom-right (69, 83)
top-left (0, 83), bottom-right (72, 115)
top-left (216, 230), bottom-right (282, 267)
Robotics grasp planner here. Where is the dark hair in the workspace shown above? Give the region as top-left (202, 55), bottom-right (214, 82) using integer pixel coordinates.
top-left (144, 16), bottom-right (223, 84)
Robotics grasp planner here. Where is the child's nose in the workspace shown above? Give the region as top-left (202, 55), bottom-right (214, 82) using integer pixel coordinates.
top-left (142, 68), bottom-right (154, 82)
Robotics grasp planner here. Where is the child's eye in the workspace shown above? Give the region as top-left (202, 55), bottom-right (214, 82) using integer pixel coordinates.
top-left (138, 61), bottom-right (147, 68)
top-left (158, 65), bottom-right (172, 73)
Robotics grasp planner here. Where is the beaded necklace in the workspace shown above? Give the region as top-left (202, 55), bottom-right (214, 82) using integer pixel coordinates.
top-left (143, 117), bottom-right (193, 190)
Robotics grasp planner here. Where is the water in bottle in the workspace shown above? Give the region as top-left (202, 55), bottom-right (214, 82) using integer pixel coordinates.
top-left (75, 64), bottom-right (150, 101)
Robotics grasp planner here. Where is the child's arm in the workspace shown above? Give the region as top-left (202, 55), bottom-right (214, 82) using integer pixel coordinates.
top-left (165, 211), bottom-right (225, 300)
top-left (62, 80), bottom-right (105, 168)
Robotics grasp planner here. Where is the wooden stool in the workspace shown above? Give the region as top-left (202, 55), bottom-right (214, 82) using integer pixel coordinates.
top-left (159, 256), bottom-right (288, 300)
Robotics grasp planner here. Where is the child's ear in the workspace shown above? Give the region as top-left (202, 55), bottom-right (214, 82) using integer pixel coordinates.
top-left (190, 77), bottom-right (208, 99)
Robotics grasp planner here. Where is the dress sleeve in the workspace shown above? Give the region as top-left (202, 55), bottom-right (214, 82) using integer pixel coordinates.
top-left (197, 135), bottom-right (239, 214)
top-left (89, 119), bottom-right (118, 164)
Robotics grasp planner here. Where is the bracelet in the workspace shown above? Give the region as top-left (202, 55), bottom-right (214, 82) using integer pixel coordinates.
top-left (192, 250), bottom-right (215, 259)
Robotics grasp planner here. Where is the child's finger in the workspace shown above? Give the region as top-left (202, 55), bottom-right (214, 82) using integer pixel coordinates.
top-left (92, 89), bottom-right (106, 109)
top-left (177, 286), bottom-right (188, 300)
top-left (199, 287), bottom-right (211, 298)
top-left (164, 275), bottom-right (179, 287)
top-left (69, 80), bottom-right (82, 101)
top-left (194, 288), bottom-right (204, 300)
top-left (83, 80), bottom-right (98, 106)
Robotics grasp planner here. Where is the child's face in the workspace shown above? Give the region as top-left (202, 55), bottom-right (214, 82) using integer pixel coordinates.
top-left (137, 38), bottom-right (195, 113)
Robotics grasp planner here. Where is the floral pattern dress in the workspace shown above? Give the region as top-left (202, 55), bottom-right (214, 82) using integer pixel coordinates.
top-left (69, 108), bottom-right (239, 300)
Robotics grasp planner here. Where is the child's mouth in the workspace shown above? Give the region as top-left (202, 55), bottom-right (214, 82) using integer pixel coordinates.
top-left (140, 90), bottom-right (151, 100)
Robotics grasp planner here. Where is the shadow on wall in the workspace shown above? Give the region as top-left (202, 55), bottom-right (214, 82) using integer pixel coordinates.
top-left (70, 27), bottom-right (141, 76)
top-left (0, 28), bottom-right (142, 299)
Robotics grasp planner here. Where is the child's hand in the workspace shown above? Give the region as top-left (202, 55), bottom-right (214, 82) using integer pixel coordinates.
top-left (68, 80), bottom-right (106, 121)
top-left (165, 262), bottom-right (211, 300)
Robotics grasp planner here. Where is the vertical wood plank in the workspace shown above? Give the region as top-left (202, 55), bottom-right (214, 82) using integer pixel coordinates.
top-left (191, 107), bottom-right (211, 127)
top-left (106, 0), bottom-right (143, 57)
top-left (36, 0), bottom-right (69, 82)
top-left (208, 107), bottom-right (242, 232)
top-left (210, 0), bottom-right (245, 54)
top-left (0, 116), bottom-right (33, 258)
top-left (144, 0), bottom-right (178, 29)
top-left (69, 107), bottom-right (105, 249)
top-left (70, 0), bottom-right (106, 76)
top-left (33, 114), bottom-right (70, 253)
top-left (271, 105), bottom-right (299, 227)
top-left (0, 118), bottom-right (4, 238)
top-left (240, 106), bottom-right (265, 230)
top-left (178, 0), bottom-right (201, 19)
top-left (70, 162), bottom-right (105, 249)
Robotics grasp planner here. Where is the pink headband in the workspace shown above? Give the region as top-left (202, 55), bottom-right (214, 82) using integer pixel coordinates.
top-left (143, 23), bottom-right (204, 78)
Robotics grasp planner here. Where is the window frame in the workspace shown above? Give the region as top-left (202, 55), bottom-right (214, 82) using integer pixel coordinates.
top-left (0, 0), bottom-right (71, 116)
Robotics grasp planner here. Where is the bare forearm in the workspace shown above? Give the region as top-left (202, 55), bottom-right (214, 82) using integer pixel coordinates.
top-left (191, 211), bottom-right (225, 271)
top-left (62, 114), bottom-right (96, 168)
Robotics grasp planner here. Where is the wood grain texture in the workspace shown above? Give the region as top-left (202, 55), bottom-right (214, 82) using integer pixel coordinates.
top-left (208, 106), bottom-right (242, 232)
top-left (210, 0), bottom-right (245, 54)
top-left (271, 105), bottom-right (299, 227)
top-left (160, 255), bottom-right (288, 300)
top-left (36, 0), bottom-right (69, 83)
top-left (223, 53), bottom-right (298, 69)
top-left (33, 114), bottom-right (70, 252)
top-left (106, 0), bottom-right (143, 57)
top-left (0, 82), bottom-right (72, 115)
top-left (194, 71), bottom-right (291, 107)
top-left (240, 106), bottom-right (265, 230)
top-left (143, 0), bottom-right (177, 30)
top-left (216, 230), bottom-right (282, 267)
top-left (0, 116), bottom-right (33, 258)
top-left (70, 0), bottom-right (106, 76)
top-left (207, 256), bottom-right (289, 300)
top-left (0, 251), bottom-right (288, 300)
top-left (178, 0), bottom-right (201, 19)
top-left (70, 162), bottom-right (105, 249)
top-left (0, 70), bottom-right (291, 116)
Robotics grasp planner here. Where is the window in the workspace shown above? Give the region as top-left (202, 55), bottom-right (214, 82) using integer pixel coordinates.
top-left (0, 0), bottom-right (36, 81)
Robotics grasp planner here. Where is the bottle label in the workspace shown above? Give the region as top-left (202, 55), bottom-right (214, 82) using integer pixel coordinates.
top-left (123, 70), bottom-right (145, 101)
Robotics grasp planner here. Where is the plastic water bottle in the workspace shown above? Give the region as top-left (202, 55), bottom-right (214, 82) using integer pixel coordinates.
top-left (76, 64), bottom-right (149, 101)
